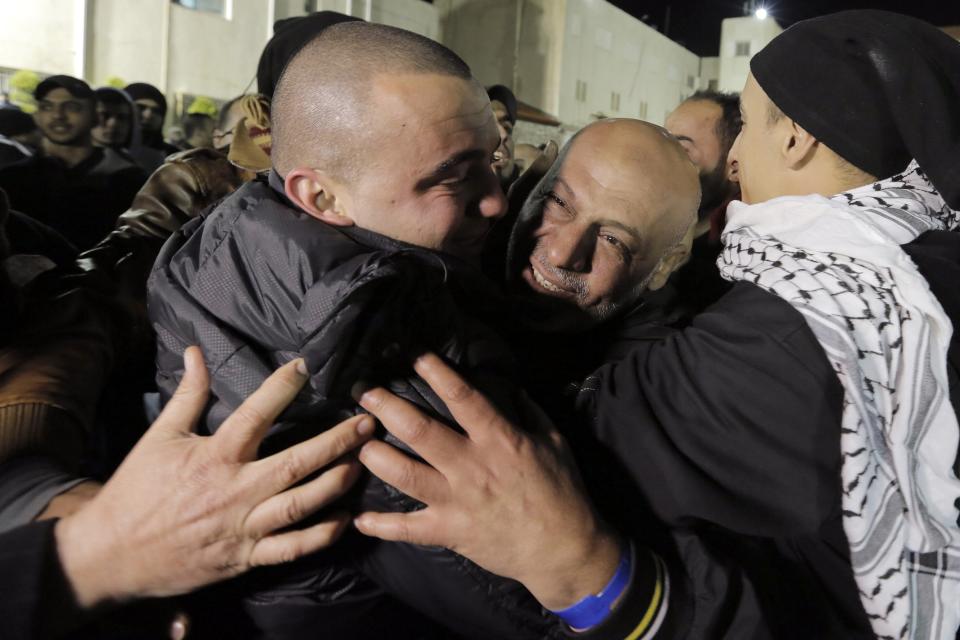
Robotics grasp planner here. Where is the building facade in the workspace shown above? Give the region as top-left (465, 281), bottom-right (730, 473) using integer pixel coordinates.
top-left (716, 15), bottom-right (783, 93)
top-left (0, 0), bottom-right (779, 133)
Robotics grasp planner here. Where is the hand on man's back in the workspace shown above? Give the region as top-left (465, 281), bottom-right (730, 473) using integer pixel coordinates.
top-left (353, 352), bottom-right (622, 611)
top-left (54, 346), bottom-right (375, 609)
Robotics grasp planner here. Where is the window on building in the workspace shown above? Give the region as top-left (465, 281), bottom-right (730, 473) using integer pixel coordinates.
top-left (686, 75), bottom-right (695, 89)
top-left (639, 101), bottom-right (648, 120)
top-left (735, 41), bottom-right (751, 56)
top-left (172, 0), bottom-right (226, 13)
top-left (610, 92), bottom-right (621, 112)
top-left (576, 79), bottom-right (588, 103)
top-left (708, 79), bottom-right (718, 91)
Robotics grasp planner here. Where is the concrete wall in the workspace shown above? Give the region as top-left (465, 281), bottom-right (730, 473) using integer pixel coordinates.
top-left (88, 0), bottom-right (165, 88)
top-left (3, 0), bottom-right (703, 130)
top-left (315, 0), bottom-right (439, 39)
top-left (717, 15), bottom-right (782, 93)
top-left (439, 0), bottom-right (700, 129)
top-left (0, 0), bottom-right (84, 76)
top-left (166, 1), bottom-right (271, 100)
top-left (699, 56), bottom-right (719, 91)
top-left (557, 0), bottom-right (700, 127)
top-left (437, 0), bottom-right (519, 89)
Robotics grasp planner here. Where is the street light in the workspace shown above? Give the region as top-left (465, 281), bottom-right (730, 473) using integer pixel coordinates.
top-left (755, 7), bottom-right (768, 19)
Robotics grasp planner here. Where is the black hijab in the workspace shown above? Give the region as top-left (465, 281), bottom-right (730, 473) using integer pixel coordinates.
top-left (751, 10), bottom-right (960, 208)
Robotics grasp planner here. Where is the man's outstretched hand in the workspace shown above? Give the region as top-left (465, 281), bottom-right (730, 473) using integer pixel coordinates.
top-left (353, 353), bottom-right (621, 611)
top-left (55, 346), bottom-right (375, 609)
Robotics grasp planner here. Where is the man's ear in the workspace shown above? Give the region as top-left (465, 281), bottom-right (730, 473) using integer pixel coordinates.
top-left (781, 120), bottom-right (818, 170)
top-left (645, 231), bottom-right (693, 292)
top-left (284, 168), bottom-right (354, 227)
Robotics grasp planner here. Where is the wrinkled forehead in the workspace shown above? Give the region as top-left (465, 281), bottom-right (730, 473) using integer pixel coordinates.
top-left (556, 136), bottom-right (666, 231)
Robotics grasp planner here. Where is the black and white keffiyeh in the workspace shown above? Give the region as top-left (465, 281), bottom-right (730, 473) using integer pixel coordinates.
top-left (719, 162), bottom-right (960, 640)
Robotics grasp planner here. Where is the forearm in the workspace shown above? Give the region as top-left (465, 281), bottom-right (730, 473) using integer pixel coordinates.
top-left (0, 455), bottom-right (95, 531)
top-left (523, 525), bottom-right (622, 610)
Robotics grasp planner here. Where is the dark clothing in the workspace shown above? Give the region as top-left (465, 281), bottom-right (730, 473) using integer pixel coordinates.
top-left (0, 148), bottom-right (146, 251)
top-left (147, 176), bottom-right (563, 639)
top-left (140, 131), bottom-right (180, 157)
top-left (0, 139), bottom-right (28, 170)
top-left (0, 519), bottom-right (83, 640)
top-left (79, 148), bottom-right (245, 342)
top-left (5, 209), bottom-right (77, 266)
top-left (637, 230), bottom-right (731, 327)
top-left (573, 230), bottom-right (960, 639)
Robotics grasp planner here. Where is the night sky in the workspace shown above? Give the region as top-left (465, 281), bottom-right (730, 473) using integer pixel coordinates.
top-left (608, 0), bottom-right (960, 56)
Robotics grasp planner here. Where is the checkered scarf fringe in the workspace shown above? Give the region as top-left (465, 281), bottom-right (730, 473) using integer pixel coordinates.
top-left (719, 162), bottom-right (960, 640)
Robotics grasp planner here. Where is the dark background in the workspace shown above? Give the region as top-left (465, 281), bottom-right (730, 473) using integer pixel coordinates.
top-left (608, 0), bottom-right (960, 56)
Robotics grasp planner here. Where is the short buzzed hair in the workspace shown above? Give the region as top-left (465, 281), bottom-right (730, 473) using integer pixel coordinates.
top-left (686, 90), bottom-right (742, 158)
top-left (272, 22), bottom-right (472, 179)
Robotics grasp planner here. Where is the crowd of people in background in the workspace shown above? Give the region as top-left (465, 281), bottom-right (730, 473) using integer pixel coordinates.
top-left (1, 7), bottom-right (959, 640)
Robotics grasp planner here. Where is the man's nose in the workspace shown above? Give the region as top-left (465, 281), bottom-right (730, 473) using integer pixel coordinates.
top-left (728, 131), bottom-right (742, 165)
top-left (476, 171), bottom-right (507, 220)
top-left (545, 223), bottom-right (592, 273)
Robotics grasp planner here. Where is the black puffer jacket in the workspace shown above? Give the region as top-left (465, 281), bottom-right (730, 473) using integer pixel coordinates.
top-left (147, 175), bottom-right (560, 639)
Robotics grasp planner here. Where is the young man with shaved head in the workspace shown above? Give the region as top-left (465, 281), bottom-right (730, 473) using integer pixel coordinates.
top-left (148, 21), bottom-right (572, 640)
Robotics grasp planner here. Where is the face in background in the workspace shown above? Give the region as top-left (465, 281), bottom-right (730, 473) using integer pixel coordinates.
top-left (34, 88), bottom-right (95, 146)
top-left (511, 120), bottom-right (699, 333)
top-left (490, 99), bottom-right (516, 183)
top-left (134, 98), bottom-right (164, 134)
top-left (339, 73), bottom-right (507, 261)
top-left (728, 74), bottom-right (787, 205)
top-left (91, 100), bottom-right (132, 147)
top-left (666, 99), bottom-right (732, 213)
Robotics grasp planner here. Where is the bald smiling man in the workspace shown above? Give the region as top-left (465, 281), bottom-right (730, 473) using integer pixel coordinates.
top-left (507, 119), bottom-right (699, 333)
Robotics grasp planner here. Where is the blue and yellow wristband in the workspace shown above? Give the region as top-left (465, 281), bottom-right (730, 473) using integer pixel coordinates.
top-left (555, 544), bottom-right (670, 639)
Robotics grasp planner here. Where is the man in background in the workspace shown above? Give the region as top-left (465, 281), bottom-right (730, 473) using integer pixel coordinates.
top-left (0, 76), bottom-right (145, 251)
top-left (488, 84), bottom-right (520, 191)
top-left (0, 108), bottom-right (39, 170)
top-left (645, 89), bottom-right (742, 323)
top-left (124, 82), bottom-right (179, 156)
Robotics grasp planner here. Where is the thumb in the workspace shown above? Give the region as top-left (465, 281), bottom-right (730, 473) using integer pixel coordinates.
top-left (149, 346), bottom-right (210, 438)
